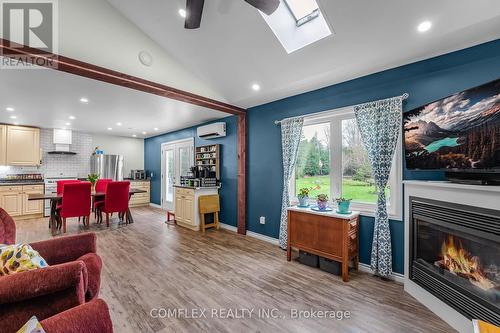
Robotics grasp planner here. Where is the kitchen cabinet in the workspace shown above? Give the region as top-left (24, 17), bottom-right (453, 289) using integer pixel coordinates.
top-left (128, 181), bottom-right (151, 207)
top-left (0, 184), bottom-right (44, 218)
top-left (22, 185), bottom-right (44, 215)
top-left (174, 186), bottom-right (219, 231)
top-left (0, 186), bottom-right (23, 216)
top-left (0, 125), bottom-right (7, 165)
top-left (5, 126), bottom-right (41, 166)
top-left (175, 187), bottom-right (195, 227)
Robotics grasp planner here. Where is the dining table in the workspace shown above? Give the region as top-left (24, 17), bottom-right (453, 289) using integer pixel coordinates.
top-left (28, 188), bottom-right (148, 235)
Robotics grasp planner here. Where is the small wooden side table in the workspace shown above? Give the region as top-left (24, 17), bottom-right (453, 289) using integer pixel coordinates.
top-left (287, 207), bottom-right (360, 282)
top-left (198, 195), bottom-right (220, 233)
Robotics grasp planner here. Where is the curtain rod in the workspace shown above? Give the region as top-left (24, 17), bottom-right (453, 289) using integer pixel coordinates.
top-left (274, 93), bottom-right (409, 125)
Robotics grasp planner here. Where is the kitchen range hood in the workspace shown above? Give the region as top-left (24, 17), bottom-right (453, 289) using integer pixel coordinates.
top-left (47, 129), bottom-right (77, 155)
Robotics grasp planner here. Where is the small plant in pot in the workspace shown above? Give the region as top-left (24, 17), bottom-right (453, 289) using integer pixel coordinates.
top-left (336, 197), bottom-right (352, 214)
top-left (87, 173), bottom-right (99, 191)
top-left (297, 188), bottom-right (311, 207)
top-left (316, 194), bottom-right (329, 211)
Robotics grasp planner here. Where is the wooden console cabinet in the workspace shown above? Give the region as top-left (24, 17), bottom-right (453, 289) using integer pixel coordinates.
top-left (287, 207), bottom-right (360, 282)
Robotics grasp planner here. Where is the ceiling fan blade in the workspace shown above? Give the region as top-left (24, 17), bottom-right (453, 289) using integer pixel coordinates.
top-left (185, 0), bottom-right (205, 29)
top-left (244, 0), bottom-right (280, 15)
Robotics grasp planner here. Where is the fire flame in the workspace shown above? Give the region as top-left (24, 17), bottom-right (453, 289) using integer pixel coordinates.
top-left (437, 235), bottom-right (495, 290)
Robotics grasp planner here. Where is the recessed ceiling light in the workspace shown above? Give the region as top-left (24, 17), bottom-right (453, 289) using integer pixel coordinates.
top-left (154, 128), bottom-right (159, 131)
top-left (9, 115), bottom-right (17, 119)
top-left (179, 8), bottom-right (186, 18)
top-left (69, 116), bottom-right (76, 120)
top-left (107, 127), bottom-right (112, 131)
top-left (80, 97), bottom-right (89, 103)
top-left (5, 107), bottom-right (14, 112)
top-left (252, 83), bottom-right (261, 91)
top-left (132, 134), bottom-right (137, 138)
top-left (417, 21), bottom-right (432, 33)
top-left (65, 122), bottom-right (71, 126)
top-left (116, 122), bottom-right (122, 126)
top-left (142, 131), bottom-right (147, 135)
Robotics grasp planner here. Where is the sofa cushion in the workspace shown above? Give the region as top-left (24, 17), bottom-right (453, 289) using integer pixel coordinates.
top-left (16, 316), bottom-right (47, 333)
top-left (0, 244), bottom-right (48, 276)
top-left (77, 253), bottom-right (102, 301)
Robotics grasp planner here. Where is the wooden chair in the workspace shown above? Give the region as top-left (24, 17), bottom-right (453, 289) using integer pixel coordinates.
top-left (198, 195), bottom-right (220, 233)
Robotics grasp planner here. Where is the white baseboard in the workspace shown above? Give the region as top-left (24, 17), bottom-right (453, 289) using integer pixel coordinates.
top-left (358, 263), bottom-right (404, 283)
top-left (149, 203), bottom-right (162, 209)
top-left (219, 223), bottom-right (279, 245)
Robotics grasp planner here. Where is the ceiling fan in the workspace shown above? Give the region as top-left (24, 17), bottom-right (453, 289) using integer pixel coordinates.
top-left (184, 0), bottom-right (280, 29)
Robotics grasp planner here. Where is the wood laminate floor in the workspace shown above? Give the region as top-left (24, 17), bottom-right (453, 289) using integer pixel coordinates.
top-left (16, 207), bottom-right (455, 333)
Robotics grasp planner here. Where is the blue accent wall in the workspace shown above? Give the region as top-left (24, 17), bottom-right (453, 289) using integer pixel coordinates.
top-left (247, 39), bottom-right (500, 274)
top-left (144, 40), bottom-right (500, 275)
top-left (145, 116), bottom-right (238, 227)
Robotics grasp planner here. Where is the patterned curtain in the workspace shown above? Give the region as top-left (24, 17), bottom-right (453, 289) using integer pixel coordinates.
top-left (354, 96), bottom-right (402, 277)
top-left (278, 117), bottom-right (304, 249)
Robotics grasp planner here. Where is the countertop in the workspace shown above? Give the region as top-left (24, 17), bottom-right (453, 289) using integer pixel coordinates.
top-left (287, 206), bottom-right (359, 219)
top-left (0, 181), bottom-right (44, 186)
top-left (174, 184), bottom-right (220, 190)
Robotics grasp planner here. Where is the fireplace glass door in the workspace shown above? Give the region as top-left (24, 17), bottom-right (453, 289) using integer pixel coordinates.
top-left (415, 219), bottom-right (500, 310)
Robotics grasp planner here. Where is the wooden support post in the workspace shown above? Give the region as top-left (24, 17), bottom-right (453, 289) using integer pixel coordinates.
top-left (237, 113), bottom-right (247, 235)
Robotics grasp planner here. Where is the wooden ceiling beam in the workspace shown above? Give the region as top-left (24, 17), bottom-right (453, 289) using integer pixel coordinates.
top-left (0, 39), bottom-right (246, 116)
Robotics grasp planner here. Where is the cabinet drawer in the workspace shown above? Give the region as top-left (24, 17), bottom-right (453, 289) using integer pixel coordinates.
top-left (22, 185), bottom-right (43, 192)
top-left (176, 188), bottom-right (194, 197)
top-left (0, 185), bottom-right (22, 192)
top-left (131, 181), bottom-right (150, 188)
top-left (130, 193), bottom-right (150, 201)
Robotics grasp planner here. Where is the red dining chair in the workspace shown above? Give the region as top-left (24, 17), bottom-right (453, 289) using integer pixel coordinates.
top-left (56, 179), bottom-right (81, 196)
top-left (93, 179), bottom-right (113, 219)
top-left (57, 182), bottom-right (92, 233)
top-left (97, 181), bottom-right (130, 227)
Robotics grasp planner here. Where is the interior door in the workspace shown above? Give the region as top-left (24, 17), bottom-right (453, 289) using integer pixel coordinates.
top-left (164, 147), bottom-right (175, 211)
top-left (161, 138), bottom-right (194, 211)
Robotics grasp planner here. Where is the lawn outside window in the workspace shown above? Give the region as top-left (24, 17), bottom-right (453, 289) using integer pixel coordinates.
top-left (290, 107), bottom-right (402, 219)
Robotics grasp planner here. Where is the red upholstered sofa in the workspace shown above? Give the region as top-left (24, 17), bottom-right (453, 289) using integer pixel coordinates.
top-left (0, 208), bottom-right (103, 333)
top-left (40, 299), bottom-right (113, 333)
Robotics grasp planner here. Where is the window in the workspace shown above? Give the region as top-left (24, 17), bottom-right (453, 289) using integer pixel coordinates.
top-left (259, 0), bottom-right (332, 54)
top-left (284, 0), bottom-right (320, 26)
top-left (290, 107), bottom-right (402, 219)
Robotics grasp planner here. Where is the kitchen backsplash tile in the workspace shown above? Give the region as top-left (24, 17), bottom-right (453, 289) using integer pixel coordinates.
top-left (0, 129), bottom-right (94, 178)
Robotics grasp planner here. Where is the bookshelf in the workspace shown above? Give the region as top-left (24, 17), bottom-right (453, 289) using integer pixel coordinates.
top-left (195, 144), bottom-right (220, 179)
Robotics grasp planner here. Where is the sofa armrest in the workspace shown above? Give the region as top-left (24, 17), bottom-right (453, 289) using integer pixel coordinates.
top-left (41, 299), bottom-right (113, 333)
top-left (0, 261), bottom-right (87, 305)
top-left (30, 233), bottom-right (97, 265)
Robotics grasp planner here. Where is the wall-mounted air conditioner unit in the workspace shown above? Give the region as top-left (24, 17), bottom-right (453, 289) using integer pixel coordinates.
top-left (197, 122), bottom-right (226, 139)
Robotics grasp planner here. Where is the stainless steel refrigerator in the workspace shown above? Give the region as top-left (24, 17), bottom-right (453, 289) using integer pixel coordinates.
top-left (90, 155), bottom-right (124, 180)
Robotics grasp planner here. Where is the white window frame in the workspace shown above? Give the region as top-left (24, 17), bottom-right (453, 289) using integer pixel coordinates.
top-left (290, 107), bottom-right (402, 220)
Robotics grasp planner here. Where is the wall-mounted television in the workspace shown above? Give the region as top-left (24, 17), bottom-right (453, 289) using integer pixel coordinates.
top-left (403, 78), bottom-right (500, 184)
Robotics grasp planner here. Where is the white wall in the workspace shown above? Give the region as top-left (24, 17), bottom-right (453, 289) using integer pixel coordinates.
top-left (54, 0), bottom-right (224, 101)
top-left (0, 130), bottom-right (144, 179)
top-left (92, 134), bottom-right (144, 178)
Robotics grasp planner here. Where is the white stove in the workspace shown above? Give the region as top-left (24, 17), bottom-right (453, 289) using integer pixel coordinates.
top-left (43, 174), bottom-right (78, 217)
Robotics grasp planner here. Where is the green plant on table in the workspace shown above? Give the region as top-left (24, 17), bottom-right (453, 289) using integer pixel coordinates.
top-left (335, 197), bottom-right (352, 203)
top-left (87, 173), bottom-right (99, 186)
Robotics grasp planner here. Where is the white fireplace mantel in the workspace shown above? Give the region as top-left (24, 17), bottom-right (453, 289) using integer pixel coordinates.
top-left (403, 180), bottom-right (500, 333)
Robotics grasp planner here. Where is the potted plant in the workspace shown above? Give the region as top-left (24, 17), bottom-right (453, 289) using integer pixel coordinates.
top-left (316, 194), bottom-right (329, 211)
top-left (87, 173), bottom-right (99, 191)
top-left (297, 187), bottom-right (311, 207)
top-left (336, 197), bottom-right (352, 214)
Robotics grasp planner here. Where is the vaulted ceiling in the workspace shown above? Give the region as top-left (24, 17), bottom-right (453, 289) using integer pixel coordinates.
top-left (107, 0), bottom-right (500, 108)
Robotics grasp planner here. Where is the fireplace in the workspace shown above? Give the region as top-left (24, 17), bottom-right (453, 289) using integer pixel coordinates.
top-left (409, 197), bottom-right (500, 326)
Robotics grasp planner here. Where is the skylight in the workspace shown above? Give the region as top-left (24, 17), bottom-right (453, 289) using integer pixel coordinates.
top-left (284, 0), bottom-right (319, 26)
top-left (260, 0), bottom-right (332, 54)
